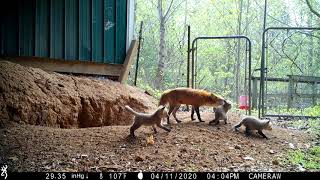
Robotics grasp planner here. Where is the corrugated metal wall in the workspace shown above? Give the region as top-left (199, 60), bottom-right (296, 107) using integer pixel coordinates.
top-left (0, 0), bottom-right (127, 64)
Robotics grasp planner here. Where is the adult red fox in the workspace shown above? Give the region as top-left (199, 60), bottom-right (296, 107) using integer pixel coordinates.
top-left (159, 88), bottom-right (225, 124)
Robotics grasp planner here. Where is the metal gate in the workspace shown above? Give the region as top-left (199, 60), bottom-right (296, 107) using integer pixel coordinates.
top-left (189, 35), bottom-right (252, 115)
top-left (259, 27), bottom-right (320, 119)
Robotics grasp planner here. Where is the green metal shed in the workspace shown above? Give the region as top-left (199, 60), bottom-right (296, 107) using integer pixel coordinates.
top-left (1, 0), bottom-right (136, 80)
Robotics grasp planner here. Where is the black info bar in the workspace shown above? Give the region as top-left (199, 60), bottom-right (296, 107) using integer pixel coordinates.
top-left (2, 172), bottom-right (319, 180)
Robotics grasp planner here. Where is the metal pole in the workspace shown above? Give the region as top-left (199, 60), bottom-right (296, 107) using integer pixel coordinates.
top-left (263, 0), bottom-right (267, 30)
top-left (248, 39), bottom-right (252, 115)
top-left (195, 41), bottom-right (198, 89)
top-left (191, 38), bottom-right (195, 89)
top-left (134, 21), bottom-right (143, 86)
top-left (259, 31), bottom-right (266, 118)
top-left (258, 0), bottom-right (267, 118)
top-left (187, 25), bottom-right (190, 88)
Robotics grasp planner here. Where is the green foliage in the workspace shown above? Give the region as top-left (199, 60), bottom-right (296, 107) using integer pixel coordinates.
top-left (285, 146), bottom-right (320, 170)
top-left (265, 105), bottom-right (320, 117)
top-left (304, 105), bottom-right (320, 117)
top-left (130, 0), bottom-right (320, 109)
top-left (137, 82), bottom-right (163, 100)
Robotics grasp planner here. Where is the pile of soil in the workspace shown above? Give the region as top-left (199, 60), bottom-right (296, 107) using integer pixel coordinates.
top-left (0, 60), bottom-right (157, 128)
top-left (0, 112), bottom-right (315, 172)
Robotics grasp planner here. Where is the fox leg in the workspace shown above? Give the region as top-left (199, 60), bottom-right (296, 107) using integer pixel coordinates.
top-left (211, 113), bottom-right (221, 125)
top-left (224, 117), bottom-right (228, 124)
top-left (209, 114), bottom-right (219, 125)
top-left (156, 122), bottom-right (171, 132)
top-left (245, 127), bottom-right (251, 136)
top-left (152, 125), bottom-right (157, 134)
top-left (194, 106), bottom-right (204, 122)
top-left (172, 105), bottom-right (182, 123)
top-left (130, 122), bottom-right (142, 138)
top-left (258, 130), bottom-right (269, 139)
top-left (191, 106), bottom-right (196, 121)
top-left (167, 105), bottom-right (176, 124)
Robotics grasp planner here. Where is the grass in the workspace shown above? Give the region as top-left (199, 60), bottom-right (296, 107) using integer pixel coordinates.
top-left (255, 105), bottom-right (320, 170)
top-left (277, 105), bottom-right (320, 170)
top-left (284, 146), bottom-right (320, 170)
top-left (268, 105), bottom-right (320, 117)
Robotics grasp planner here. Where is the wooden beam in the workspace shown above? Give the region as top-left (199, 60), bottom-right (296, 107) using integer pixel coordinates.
top-left (252, 76), bottom-right (320, 84)
top-left (0, 56), bottom-right (122, 77)
top-left (118, 40), bottom-right (139, 83)
top-left (266, 94), bottom-right (320, 98)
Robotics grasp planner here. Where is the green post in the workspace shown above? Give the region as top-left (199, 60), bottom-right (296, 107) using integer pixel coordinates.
top-left (252, 77), bottom-right (258, 109)
top-left (312, 81), bottom-right (316, 106)
top-left (287, 76), bottom-right (293, 110)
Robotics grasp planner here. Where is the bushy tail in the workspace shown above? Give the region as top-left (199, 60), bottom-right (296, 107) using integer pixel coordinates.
top-left (234, 120), bottom-right (243, 131)
top-left (125, 105), bottom-right (140, 116)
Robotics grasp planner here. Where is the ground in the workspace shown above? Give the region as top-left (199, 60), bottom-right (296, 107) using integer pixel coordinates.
top-left (0, 111), bottom-right (316, 172)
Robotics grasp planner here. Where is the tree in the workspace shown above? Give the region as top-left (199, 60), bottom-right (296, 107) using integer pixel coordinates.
top-left (155, 0), bottom-right (185, 89)
top-left (132, 0), bottom-right (320, 110)
top-left (235, 0), bottom-right (243, 103)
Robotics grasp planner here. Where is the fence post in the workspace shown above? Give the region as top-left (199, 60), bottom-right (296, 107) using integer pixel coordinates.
top-left (252, 77), bottom-right (258, 109)
top-left (287, 76), bottom-right (294, 109)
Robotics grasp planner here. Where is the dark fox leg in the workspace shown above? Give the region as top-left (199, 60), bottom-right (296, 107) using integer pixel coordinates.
top-left (152, 125), bottom-right (157, 134)
top-left (130, 122), bottom-right (142, 138)
top-left (191, 106), bottom-right (196, 121)
top-left (195, 106), bottom-right (204, 122)
top-left (245, 127), bottom-right (251, 136)
top-left (156, 122), bottom-right (171, 132)
top-left (167, 105), bottom-right (176, 124)
top-left (258, 130), bottom-right (269, 139)
top-left (209, 116), bottom-right (219, 125)
top-left (172, 105), bottom-right (182, 123)
top-left (224, 117), bottom-right (227, 124)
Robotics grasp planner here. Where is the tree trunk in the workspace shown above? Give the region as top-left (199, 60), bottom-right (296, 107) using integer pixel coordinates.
top-left (307, 12), bottom-right (314, 74)
top-left (155, 0), bottom-right (166, 89)
top-left (175, 0), bottom-right (188, 87)
top-left (235, 0), bottom-right (243, 103)
top-left (156, 18), bottom-right (166, 89)
top-left (225, 41), bottom-right (232, 91)
top-left (154, 0), bottom-right (184, 89)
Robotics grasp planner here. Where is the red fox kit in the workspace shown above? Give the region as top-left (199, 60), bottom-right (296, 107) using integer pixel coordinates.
top-left (208, 100), bottom-right (232, 125)
top-left (125, 105), bottom-right (170, 138)
top-left (159, 88), bottom-right (225, 124)
top-left (234, 116), bottom-right (272, 139)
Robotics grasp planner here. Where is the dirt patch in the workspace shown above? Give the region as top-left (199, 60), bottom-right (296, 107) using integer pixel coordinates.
top-left (0, 60), bottom-right (157, 128)
top-left (0, 111), bottom-right (316, 172)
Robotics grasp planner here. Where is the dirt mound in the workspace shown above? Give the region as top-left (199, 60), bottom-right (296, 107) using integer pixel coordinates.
top-left (0, 60), bottom-right (157, 128)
